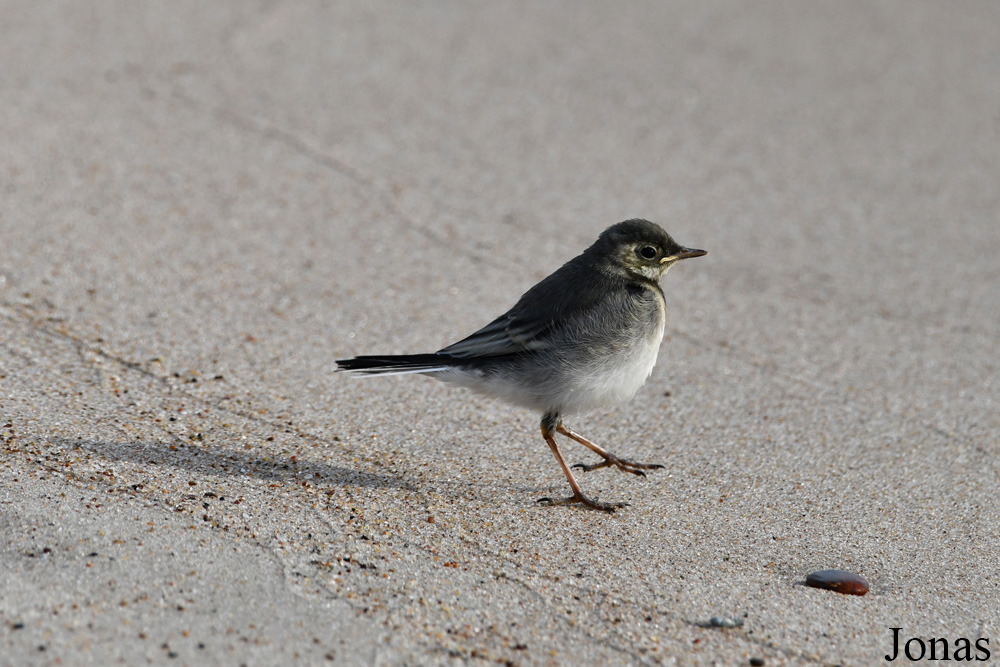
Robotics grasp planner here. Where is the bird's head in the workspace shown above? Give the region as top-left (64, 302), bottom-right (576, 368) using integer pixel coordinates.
top-left (588, 219), bottom-right (707, 282)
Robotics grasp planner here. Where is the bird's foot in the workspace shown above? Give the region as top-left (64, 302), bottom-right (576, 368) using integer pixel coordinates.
top-left (572, 454), bottom-right (664, 477)
top-left (536, 492), bottom-right (628, 513)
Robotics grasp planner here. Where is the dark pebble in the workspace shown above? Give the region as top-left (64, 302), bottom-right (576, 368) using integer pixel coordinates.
top-left (750, 658), bottom-right (765, 666)
top-left (805, 569), bottom-right (869, 596)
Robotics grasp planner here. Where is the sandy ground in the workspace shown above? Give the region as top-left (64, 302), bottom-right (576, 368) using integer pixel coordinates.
top-left (2, 1), bottom-right (999, 665)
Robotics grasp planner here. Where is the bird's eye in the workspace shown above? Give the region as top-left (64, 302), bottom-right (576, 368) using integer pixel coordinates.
top-left (638, 245), bottom-right (658, 260)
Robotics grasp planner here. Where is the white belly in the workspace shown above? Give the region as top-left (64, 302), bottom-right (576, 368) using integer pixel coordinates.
top-left (562, 318), bottom-right (664, 414)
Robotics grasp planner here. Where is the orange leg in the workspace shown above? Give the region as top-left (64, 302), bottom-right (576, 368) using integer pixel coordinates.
top-left (557, 423), bottom-right (664, 476)
top-left (536, 420), bottom-right (628, 512)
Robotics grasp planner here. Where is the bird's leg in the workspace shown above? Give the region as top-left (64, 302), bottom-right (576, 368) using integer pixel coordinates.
top-left (536, 414), bottom-right (626, 512)
top-left (558, 423), bottom-right (664, 477)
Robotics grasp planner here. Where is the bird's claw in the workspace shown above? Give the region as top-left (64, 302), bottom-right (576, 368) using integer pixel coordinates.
top-left (572, 461), bottom-right (646, 477)
top-left (572, 457), bottom-right (664, 477)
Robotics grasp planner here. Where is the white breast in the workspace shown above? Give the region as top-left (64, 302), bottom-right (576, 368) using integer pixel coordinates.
top-left (564, 314), bottom-right (664, 414)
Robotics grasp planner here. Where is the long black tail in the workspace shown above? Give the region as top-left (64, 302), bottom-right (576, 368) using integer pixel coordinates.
top-left (336, 353), bottom-right (453, 376)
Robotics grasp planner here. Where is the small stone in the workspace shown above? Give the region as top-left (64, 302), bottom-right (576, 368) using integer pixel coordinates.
top-left (750, 658), bottom-right (765, 666)
top-left (805, 569), bottom-right (869, 596)
top-left (709, 616), bottom-right (744, 628)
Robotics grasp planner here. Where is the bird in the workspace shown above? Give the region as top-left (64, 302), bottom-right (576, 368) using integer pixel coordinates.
top-left (337, 219), bottom-right (706, 511)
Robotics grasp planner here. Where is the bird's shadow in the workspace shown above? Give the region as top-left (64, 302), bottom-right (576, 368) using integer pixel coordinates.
top-left (50, 437), bottom-right (418, 493)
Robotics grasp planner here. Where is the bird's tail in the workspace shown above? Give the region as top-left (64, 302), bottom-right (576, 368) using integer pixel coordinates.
top-left (336, 354), bottom-right (453, 376)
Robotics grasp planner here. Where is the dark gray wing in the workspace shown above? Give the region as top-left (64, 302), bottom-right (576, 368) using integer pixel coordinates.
top-left (437, 258), bottom-right (619, 359)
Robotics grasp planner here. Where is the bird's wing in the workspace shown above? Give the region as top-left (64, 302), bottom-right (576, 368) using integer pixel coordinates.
top-left (436, 312), bottom-right (528, 358)
top-left (438, 260), bottom-right (615, 359)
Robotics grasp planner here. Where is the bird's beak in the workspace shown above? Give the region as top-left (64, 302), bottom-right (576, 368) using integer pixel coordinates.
top-left (660, 247), bottom-right (707, 263)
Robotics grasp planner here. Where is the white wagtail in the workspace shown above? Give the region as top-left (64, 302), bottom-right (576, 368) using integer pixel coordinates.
top-left (337, 219), bottom-right (706, 511)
